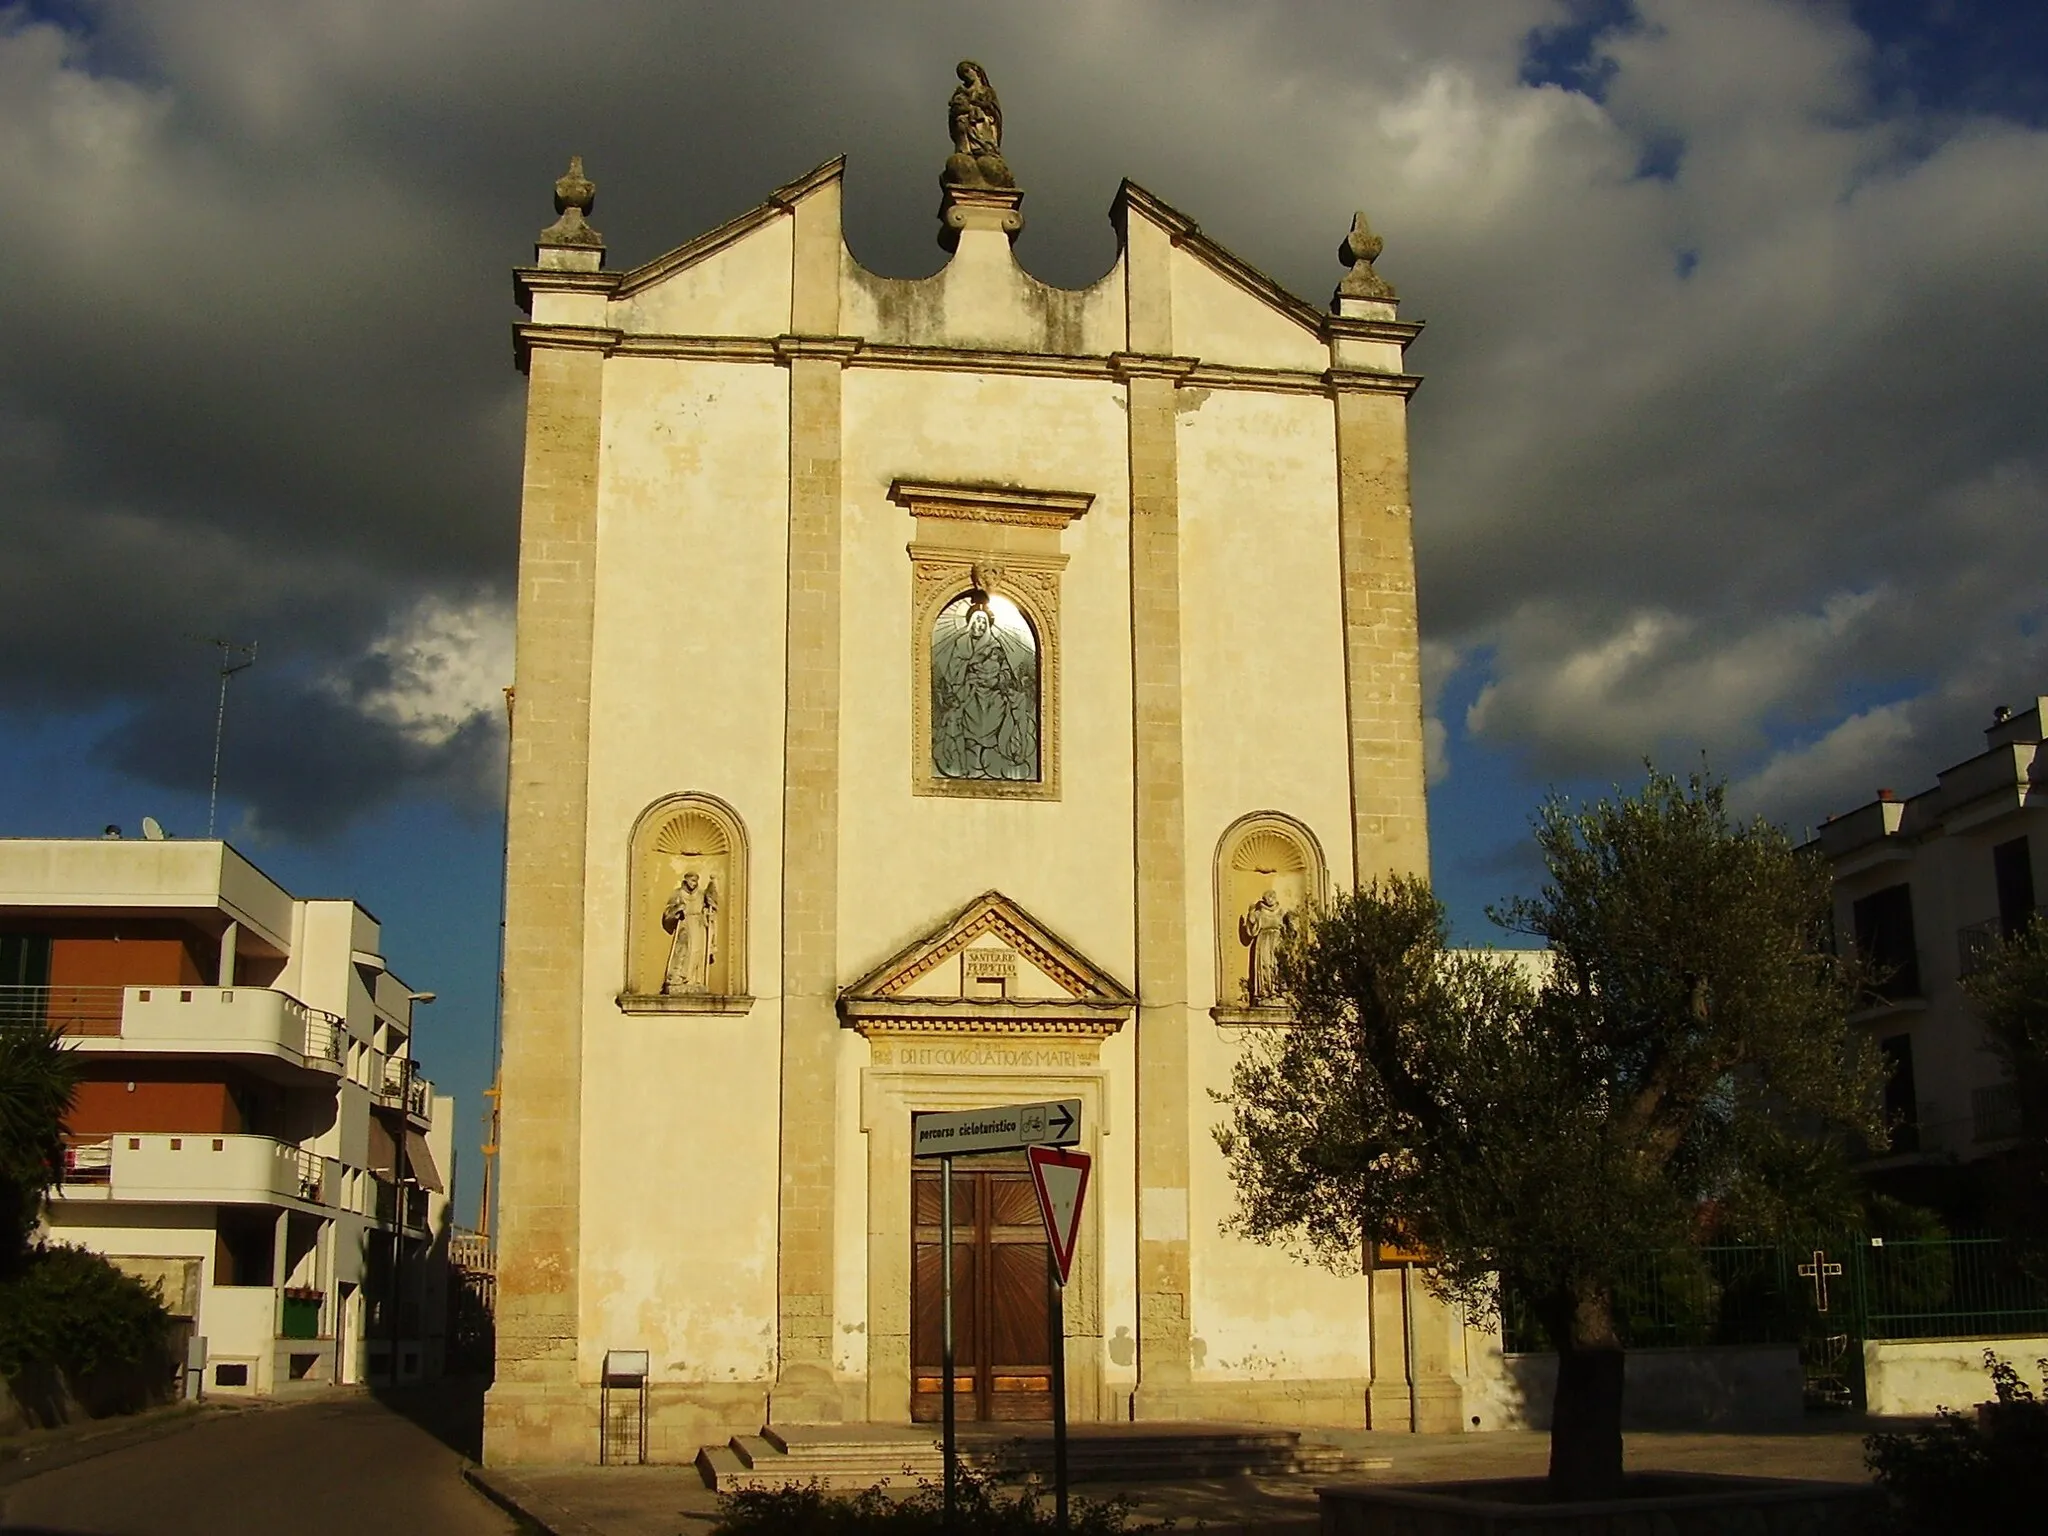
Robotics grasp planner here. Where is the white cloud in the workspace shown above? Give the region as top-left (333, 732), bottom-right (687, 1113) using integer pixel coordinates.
top-left (344, 594), bottom-right (513, 748)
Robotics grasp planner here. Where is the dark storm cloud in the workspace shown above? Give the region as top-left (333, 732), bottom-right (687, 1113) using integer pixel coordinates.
top-left (2, 0), bottom-right (2045, 839)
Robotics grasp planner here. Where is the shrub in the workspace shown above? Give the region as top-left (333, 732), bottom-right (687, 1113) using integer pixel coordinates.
top-left (0, 1244), bottom-right (174, 1382)
top-left (1865, 1350), bottom-right (2048, 1532)
top-left (712, 1464), bottom-right (1166, 1534)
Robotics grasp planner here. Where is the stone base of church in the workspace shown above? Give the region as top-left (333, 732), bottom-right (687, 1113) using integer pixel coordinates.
top-left (1365, 1372), bottom-right (1470, 1434)
top-left (483, 1379), bottom-right (771, 1466)
top-left (1129, 1376), bottom-right (1372, 1427)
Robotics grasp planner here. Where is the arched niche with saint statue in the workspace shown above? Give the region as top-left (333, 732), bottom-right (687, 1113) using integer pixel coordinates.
top-left (1211, 811), bottom-right (1327, 1024)
top-left (618, 792), bottom-right (751, 1014)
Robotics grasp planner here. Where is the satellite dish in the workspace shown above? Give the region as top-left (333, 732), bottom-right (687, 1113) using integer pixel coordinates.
top-left (141, 816), bottom-right (167, 841)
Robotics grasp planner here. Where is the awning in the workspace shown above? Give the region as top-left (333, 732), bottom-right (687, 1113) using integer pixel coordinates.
top-left (404, 1128), bottom-right (443, 1193)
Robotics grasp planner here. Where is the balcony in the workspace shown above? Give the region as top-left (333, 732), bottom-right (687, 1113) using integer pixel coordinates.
top-left (1957, 907), bottom-right (2048, 978)
top-left (370, 1176), bottom-right (429, 1235)
top-left (58, 1132), bottom-right (337, 1208)
top-left (1973, 1083), bottom-right (2024, 1143)
top-left (376, 1056), bottom-right (431, 1122)
top-left (2, 985), bottom-right (345, 1075)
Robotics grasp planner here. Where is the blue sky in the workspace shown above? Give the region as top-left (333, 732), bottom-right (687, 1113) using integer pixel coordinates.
top-left (6, 0), bottom-right (2048, 1218)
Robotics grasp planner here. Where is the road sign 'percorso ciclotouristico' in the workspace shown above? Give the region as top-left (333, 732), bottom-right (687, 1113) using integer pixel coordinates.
top-left (911, 1099), bottom-right (1080, 1158)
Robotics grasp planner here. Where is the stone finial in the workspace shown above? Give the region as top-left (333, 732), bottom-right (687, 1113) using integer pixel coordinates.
top-left (1334, 210), bottom-right (1396, 304)
top-left (539, 155), bottom-right (604, 248)
top-left (943, 60), bottom-right (1015, 190)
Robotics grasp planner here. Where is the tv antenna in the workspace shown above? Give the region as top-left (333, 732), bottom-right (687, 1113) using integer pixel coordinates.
top-left (192, 636), bottom-right (257, 838)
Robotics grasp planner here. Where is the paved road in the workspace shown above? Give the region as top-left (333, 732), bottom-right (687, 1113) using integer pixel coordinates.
top-left (0, 1388), bottom-right (513, 1536)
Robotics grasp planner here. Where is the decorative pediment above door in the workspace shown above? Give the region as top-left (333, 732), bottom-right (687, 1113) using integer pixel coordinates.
top-left (838, 891), bottom-right (1135, 1038)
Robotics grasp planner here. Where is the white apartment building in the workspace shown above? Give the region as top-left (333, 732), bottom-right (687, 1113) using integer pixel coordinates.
top-left (0, 836), bottom-right (456, 1394)
top-left (1813, 698), bottom-right (2043, 1181)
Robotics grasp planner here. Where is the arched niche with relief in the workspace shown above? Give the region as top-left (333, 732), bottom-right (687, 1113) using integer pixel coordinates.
top-left (619, 793), bottom-right (751, 1014)
top-left (1212, 812), bottom-right (1327, 1024)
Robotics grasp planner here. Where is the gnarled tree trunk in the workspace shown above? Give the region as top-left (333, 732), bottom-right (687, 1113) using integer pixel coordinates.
top-left (1544, 1286), bottom-right (1625, 1501)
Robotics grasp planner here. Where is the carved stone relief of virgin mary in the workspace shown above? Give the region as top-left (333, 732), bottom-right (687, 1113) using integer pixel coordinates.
top-left (930, 589), bottom-right (1039, 782)
top-left (621, 793), bottom-right (750, 1014)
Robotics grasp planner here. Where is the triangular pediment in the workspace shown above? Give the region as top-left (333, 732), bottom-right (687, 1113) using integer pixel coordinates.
top-left (839, 891), bottom-right (1134, 1038)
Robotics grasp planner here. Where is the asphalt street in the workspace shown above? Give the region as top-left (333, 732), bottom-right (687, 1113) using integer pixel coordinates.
top-left (0, 1387), bottom-right (514, 1536)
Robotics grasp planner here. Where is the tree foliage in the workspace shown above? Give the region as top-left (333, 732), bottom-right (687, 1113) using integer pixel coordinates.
top-left (0, 1244), bottom-right (174, 1381)
top-left (0, 1018), bottom-right (78, 1274)
top-left (1958, 914), bottom-right (2048, 1271)
top-left (1216, 768), bottom-right (1884, 1498)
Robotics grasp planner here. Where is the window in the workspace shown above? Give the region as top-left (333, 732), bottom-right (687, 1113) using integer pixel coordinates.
top-left (1993, 836), bottom-right (2036, 937)
top-left (1852, 884), bottom-right (1920, 1000)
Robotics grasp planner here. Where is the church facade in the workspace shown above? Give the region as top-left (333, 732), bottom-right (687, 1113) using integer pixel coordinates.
top-left (485, 69), bottom-right (1498, 1465)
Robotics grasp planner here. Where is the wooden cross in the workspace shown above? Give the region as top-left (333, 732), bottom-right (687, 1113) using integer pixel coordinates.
top-left (1798, 1249), bottom-right (1844, 1312)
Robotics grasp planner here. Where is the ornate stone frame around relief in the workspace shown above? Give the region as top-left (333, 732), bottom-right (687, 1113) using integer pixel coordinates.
top-left (617, 791), bottom-right (753, 1015)
top-left (1210, 810), bottom-right (1328, 1027)
top-left (894, 481), bottom-right (1092, 803)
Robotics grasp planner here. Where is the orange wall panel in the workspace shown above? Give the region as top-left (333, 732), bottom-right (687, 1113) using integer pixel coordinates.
top-left (68, 1079), bottom-right (241, 1135)
top-left (50, 936), bottom-right (206, 988)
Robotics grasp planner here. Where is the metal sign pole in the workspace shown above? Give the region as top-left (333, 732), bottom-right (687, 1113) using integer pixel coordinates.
top-left (1049, 1263), bottom-right (1069, 1531)
top-left (941, 1153), bottom-right (957, 1531)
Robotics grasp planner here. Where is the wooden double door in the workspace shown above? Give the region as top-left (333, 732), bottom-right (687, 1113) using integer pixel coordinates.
top-left (911, 1162), bottom-right (1053, 1422)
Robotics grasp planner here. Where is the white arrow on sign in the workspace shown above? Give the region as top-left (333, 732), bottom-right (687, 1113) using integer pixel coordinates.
top-left (1027, 1145), bottom-right (1091, 1286)
top-left (912, 1100), bottom-right (1081, 1159)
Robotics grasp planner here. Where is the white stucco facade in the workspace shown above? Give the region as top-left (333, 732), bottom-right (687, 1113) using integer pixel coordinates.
top-left (486, 126), bottom-right (1475, 1465)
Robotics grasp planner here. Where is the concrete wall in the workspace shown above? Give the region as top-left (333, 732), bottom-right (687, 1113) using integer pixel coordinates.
top-left (1864, 1335), bottom-right (2048, 1416)
top-left (1470, 1346), bottom-right (1807, 1431)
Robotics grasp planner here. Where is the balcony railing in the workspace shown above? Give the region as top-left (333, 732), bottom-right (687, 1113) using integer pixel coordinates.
top-left (377, 1056), bottom-right (431, 1119)
top-left (1958, 907), bottom-right (2048, 978)
top-left (57, 1132), bottom-right (336, 1207)
top-left (1, 985), bottom-right (344, 1070)
top-left (1973, 1083), bottom-right (2024, 1143)
top-left (0, 984), bottom-right (123, 1035)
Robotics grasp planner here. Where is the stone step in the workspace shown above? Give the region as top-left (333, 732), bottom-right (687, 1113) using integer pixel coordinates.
top-left (697, 1423), bottom-right (1381, 1492)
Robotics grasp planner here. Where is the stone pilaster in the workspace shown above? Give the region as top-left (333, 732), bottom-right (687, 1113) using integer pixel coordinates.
top-left (771, 175), bottom-right (854, 1422)
top-left (1119, 355), bottom-right (1198, 1409)
top-left (483, 333), bottom-right (605, 1464)
top-left (1330, 374), bottom-right (1429, 884)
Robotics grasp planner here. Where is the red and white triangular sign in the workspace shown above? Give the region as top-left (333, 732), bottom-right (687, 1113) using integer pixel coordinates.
top-left (1027, 1144), bottom-right (1091, 1286)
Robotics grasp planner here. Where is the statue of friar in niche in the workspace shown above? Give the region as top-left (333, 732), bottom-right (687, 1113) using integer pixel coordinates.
top-left (1239, 889), bottom-right (1292, 1007)
top-left (660, 870), bottom-right (719, 995)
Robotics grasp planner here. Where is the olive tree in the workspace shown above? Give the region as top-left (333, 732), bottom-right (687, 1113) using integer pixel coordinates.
top-left (1216, 770), bottom-right (1883, 1500)
top-left (1960, 915), bottom-right (2048, 1279)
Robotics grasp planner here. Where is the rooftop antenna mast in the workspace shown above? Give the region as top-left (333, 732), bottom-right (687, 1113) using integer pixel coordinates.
top-left (194, 636), bottom-right (257, 838)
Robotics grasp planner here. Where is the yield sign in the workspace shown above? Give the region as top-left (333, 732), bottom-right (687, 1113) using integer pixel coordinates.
top-left (1027, 1145), bottom-right (1091, 1286)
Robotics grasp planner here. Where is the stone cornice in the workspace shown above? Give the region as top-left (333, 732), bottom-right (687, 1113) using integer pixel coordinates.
top-left (857, 343), bottom-right (1113, 380)
top-left (772, 334), bottom-right (863, 364)
top-left (514, 323), bottom-right (1420, 399)
top-left (1184, 362), bottom-right (1328, 397)
top-left (1324, 366), bottom-right (1425, 398)
top-left (512, 323), bottom-right (623, 373)
top-left (840, 998), bottom-right (1130, 1039)
top-left (1322, 314), bottom-right (1425, 349)
top-left (1110, 351), bottom-right (1200, 382)
top-left (512, 266), bottom-right (621, 316)
top-left (889, 480), bottom-right (1094, 525)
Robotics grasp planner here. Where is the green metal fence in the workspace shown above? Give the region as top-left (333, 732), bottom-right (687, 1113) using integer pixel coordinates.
top-left (1501, 1234), bottom-right (2048, 1354)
